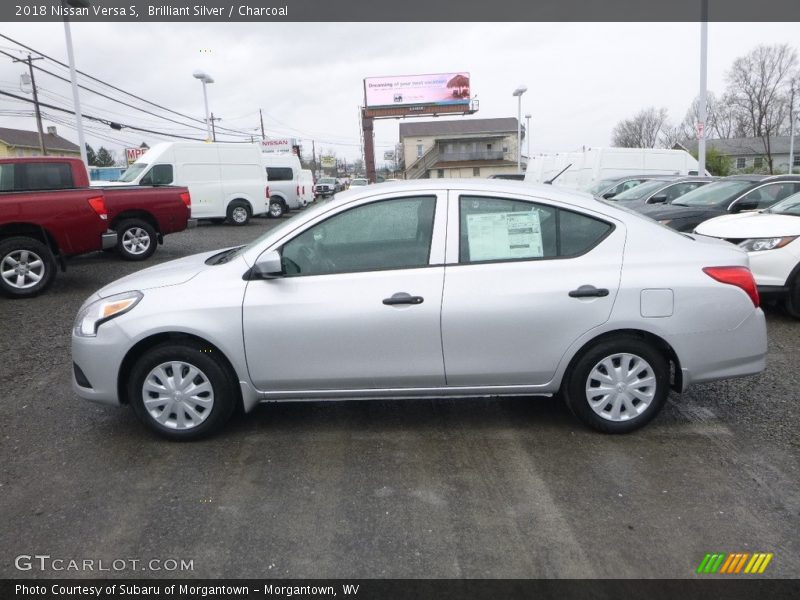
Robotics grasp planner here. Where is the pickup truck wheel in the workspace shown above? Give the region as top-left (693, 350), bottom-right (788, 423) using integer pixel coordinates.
top-left (227, 201), bottom-right (251, 226)
top-left (116, 219), bottom-right (157, 261)
top-left (268, 197), bottom-right (286, 218)
top-left (0, 237), bottom-right (57, 298)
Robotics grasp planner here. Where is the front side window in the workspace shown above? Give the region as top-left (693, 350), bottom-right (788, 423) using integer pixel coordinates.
top-left (281, 196), bottom-right (436, 277)
top-left (459, 196), bottom-right (612, 264)
top-left (739, 183), bottom-right (800, 209)
top-left (140, 164), bottom-right (173, 185)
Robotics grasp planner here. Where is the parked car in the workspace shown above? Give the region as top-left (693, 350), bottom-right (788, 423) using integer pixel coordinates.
top-left (106, 142), bottom-right (268, 226)
top-left (695, 191), bottom-right (800, 318)
top-left (603, 177), bottom-right (715, 209)
top-left (1, 157), bottom-right (193, 298)
top-left (639, 175), bottom-right (800, 232)
top-left (349, 178), bottom-right (369, 187)
top-left (73, 180), bottom-right (766, 440)
top-left (587, 174), bottom-right (680, 199)
top-left (262, 153), bottom-right (303, 218)
top-left (313, 177), bottom-right (340, 198)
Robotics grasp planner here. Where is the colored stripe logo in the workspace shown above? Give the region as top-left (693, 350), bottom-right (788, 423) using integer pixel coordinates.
top-left (696, 552), bottom-right (773, 574)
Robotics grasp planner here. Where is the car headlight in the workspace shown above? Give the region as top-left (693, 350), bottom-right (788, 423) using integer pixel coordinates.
top-left (738, 236), bottom-right (797, 252)
top-left (73, 291), bottom-right (143, 337)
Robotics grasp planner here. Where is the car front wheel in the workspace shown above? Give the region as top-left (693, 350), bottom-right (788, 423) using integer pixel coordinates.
top-left (563, 335), bottom-right (669, 433)
top-left (128, 341), bottom-right (238, 440)
top-left (268, 197), bottom-right (286, 218)
top-left (227, 201), bottom-right (251, 226)
top-left (0, 236), bottom-right (57, 298)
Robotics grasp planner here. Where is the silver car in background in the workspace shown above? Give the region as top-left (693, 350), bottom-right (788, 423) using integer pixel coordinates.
top-left (72, 180), bottom-right (767, 440)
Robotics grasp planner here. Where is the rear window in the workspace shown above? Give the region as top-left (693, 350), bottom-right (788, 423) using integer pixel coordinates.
top-left (266, 167), bottom-right (294, 182)
top-left (10, 162), bottom-right (75, 191)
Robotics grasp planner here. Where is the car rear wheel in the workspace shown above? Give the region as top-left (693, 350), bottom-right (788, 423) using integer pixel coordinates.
top-left (268, 197), bottom-right (286, 218)
top-left (0, 236), bottom-right (57, 299)
top-left (785, 272), bottom-right (800, 319)
top-left (128, 341), bottom-right (238, 440)
top-left (226, 201), bottom-right (251, 226)
top-left (563, 335), bottom-right (669, 433)
top-left (116, 218), bottom-right (157, 261)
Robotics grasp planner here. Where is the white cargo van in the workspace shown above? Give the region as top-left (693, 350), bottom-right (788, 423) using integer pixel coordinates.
top-left (298, 169), bottom-right (315, 206)
top-left (525, 148), bottom-right (705, 191)
top-left (108, 142), bottom-right (268, 225)
top-left (261, 153), bottom-right (303, 217)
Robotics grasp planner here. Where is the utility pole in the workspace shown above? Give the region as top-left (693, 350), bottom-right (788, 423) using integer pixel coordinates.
top-left (259, 109), bottom-right (266, 140)
top-left (210, 112), bottom-right (221, 142)
top-left (698, 0), bottom-right (709, 175)
top-left (311, 139), bottom-right (318, 177)
top-left (14, 54), bottom-right (46, 155)
top-left (789, 82), bottom-right (797, 175)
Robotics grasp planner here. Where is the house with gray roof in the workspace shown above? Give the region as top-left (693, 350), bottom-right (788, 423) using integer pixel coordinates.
top-left (687, 135), bottom-right (800, 174)
top-left (399, 117), bottom-right (524, 179)
top-left (0, 126), bottom-right (81, 158)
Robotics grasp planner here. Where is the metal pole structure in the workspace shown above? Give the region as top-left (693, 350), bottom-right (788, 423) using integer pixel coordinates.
top-left (517, 96), bottom-right (522, 172)
top-left (201, 82), bottom-right (211, 140)
top-left (312, 139), bottom-right (318, 177)
top-left (789, 84), bottom-right (797, 174)
top-left (525, 113), bottom-right (531, 162)
top-left (698, 0), bottom-right (708, 175)
top-left (63, 15), bottom-right (88, 165)
top-left (259, 108), bottom-right (266, 140)
top-left (210, 112), bottom-right (217, 142)
top-left (362, 109), bottom-right (376, 183)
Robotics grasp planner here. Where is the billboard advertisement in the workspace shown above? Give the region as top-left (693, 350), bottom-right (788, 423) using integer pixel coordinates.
top-left (125, 147), bottom-right (148, 165)
top-left (364, 73), bottom-right (470, 108)
top-left (320, 155), bottom-right (336, 168)
top-left (260, 137), bottom-right (297, 153)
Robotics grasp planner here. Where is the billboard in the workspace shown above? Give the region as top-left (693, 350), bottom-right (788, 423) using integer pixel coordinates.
top-left (260, 137), bottom-right (297, 153)
top-left (320, 155), bottom-right (336, 168)
top-left (364, 73), bottom-right (470, 109)
top-left (125, 147), bottom-right (148, 165)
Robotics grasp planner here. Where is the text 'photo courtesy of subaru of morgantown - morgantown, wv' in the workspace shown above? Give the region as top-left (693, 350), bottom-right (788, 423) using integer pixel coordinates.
top-left (71, 180), bottom-right (768, 439)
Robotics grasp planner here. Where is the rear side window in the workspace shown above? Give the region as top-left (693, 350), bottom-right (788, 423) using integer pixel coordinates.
top-left (19, 162), bottom-right (74, 191)
top-left (459, 195), bottom-right (612, 263)
top-left (266, 167), bottom-right (294, 182)
top-left (0, 164), bottom-right (14, 191)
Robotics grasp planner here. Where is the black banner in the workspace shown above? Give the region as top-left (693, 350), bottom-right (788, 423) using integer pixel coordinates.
top-left (3, 579), bottom-right (800, 600)
top-left (3, 0), bottom-right (800, 22)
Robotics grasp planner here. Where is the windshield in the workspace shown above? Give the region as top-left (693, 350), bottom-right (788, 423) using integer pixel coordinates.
top-left (676, 180), bottom-right (753, 207)
top-left (118, 163), bottom-right (148, 183)
top-left (238, 200), bottom-right (333, 259)
top-left (351, 179), bottom-right (367, 185)
top-left (587, 179), bottom-right (618, 195)
top-left (318, 178), bottom-right (336, 184)
top-left (765, 191), bottom-right (800, 216)
top-left (612, 179), bottom-right (669, 201)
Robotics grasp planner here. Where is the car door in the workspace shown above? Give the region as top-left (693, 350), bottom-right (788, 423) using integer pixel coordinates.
top-left (441, 191), bottom-right (625, 386)
top-left (242, 192), bottom-right (447, 391)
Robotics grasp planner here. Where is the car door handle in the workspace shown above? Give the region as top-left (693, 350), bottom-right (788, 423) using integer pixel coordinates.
top-left (568, 285), bottom-right (609, 298)
top-left (383, 293), bottom-right (424, 306)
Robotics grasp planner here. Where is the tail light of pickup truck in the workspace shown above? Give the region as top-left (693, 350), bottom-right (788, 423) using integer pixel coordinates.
top-left (179, 191), bottom-right (191, 207)
top-left (265, 186), bottom-right (270, 199)
top-left (87, 196), bottom-right (108, 220)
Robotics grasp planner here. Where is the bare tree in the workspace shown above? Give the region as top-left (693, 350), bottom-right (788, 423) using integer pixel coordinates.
top-left (612, 107), bottom-right (669, 148)
top-left (725, 44), bottom-right (799, 173)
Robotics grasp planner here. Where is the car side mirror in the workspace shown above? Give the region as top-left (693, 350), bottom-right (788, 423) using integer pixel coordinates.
top-left (254, 250), bottom-right (284, 279)
top-left (732, 200), bottom-right (758, 213)
top-left (650, 194), bottom-right (668, 204)
top-left (602, 192), bottom-right (617, 199)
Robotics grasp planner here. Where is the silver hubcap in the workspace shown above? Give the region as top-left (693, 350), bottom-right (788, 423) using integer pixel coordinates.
top-left (1, 249), bottom-right (45, 289)
top-left (232, 207), bottom-right (248, 223)
top-left (585, 353), bottom-right (657, 422)
top-left (142, 361), bottom-right (214, 430)
top-left (122, 227), bottom-right (151, 255)
top-left (269, 202), bottom-right (283, 217)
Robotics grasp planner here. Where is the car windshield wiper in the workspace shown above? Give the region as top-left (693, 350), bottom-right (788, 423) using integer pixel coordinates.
top-left (670, 202), bottom-right (689, 207)
top-left (206, 246), bottom-right (243, 265)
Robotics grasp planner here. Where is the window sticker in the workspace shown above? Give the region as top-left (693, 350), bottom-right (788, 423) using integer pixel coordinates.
top-left (466, 211), bottom-right (543, 261)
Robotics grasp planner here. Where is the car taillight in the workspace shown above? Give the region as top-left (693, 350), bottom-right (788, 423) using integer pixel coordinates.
top-left (703, 266), bottom-right (760, 308)
top-left (296, 185), bottom-right (300, 196)
top-left (179, 191), bottom-right (191, 207)
top-left (265, 186), bottom-right (270, 199)
top-left (87, 196), bottom-right (108, 220)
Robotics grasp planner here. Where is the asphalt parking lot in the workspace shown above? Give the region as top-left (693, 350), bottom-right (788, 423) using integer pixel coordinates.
top-left (1, 213), bottom-right (798, 579)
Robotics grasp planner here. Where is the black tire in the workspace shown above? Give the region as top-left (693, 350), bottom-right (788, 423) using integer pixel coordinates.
top-left (128, 341), bottom-right (238, 441)
top-left (0, 236), bottom-right (57, 299)
top-left (115, 218), bottom-right (157, 261)
top-left (268, 196), bottom-right (286, 218)
top-left (209, 218), bottom-right (226, 225)
top-left (785, 272), bottom-right (800, 319)
top-left (226, 200), bottom-right (251, 226)
top-left (562, 335), bottom-right (669, 434)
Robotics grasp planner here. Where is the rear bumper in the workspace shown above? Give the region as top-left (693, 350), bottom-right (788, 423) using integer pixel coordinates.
top-left (101, 231), bottom-right (117, 249)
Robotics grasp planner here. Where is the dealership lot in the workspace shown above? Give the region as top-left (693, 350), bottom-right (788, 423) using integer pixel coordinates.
top-left (1, 215), bottom-right (798, 578)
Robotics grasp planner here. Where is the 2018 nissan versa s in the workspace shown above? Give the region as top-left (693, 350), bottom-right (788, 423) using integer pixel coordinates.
top-left (72, 180), bottom-right (768, 440)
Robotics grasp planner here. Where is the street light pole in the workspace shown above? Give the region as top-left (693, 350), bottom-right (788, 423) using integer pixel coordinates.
top-left (193, 70), bottom-right (214, 141)
top-left (789, 83), bottom-right (797, 175)
top-left (698, 0), bottom-right (708, 175)
top-left (62, 0), bottom-right (90, 165)
top-left (525, 113), bottom-right (532, 162)
top-left (512, 85), bottom-right (527, 173)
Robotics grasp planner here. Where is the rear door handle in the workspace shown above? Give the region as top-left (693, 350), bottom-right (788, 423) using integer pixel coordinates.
top-left (383, 292), bottom-right (424, 306)
top-left (569, 285), bottom-right (609, 298)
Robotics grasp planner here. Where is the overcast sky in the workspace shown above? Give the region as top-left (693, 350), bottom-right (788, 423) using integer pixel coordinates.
top-left (0, 22), bottom-right (797, 165)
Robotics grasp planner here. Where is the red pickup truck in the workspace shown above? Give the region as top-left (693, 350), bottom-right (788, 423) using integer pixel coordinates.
top-left (0, 157), bottom-right (194, 298)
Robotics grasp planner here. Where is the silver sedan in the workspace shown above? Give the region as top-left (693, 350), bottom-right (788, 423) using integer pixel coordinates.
top-left (72, 180), bottom-right (767, 439)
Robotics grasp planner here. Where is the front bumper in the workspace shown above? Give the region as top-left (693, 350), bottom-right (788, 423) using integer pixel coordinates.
top-left (72, 319), bottom-right (131, 406)
top-left (101, 231), bottom-right (118, 249)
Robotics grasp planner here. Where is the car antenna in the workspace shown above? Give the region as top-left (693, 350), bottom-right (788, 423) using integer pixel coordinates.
top-left (545, 163), bottom-right (572, 185)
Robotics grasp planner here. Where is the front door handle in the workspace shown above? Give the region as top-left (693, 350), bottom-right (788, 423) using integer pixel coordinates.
top-left (569, 285), bottom-right (609, 298)
top-left (383, 292), bottom-right (424, 306)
